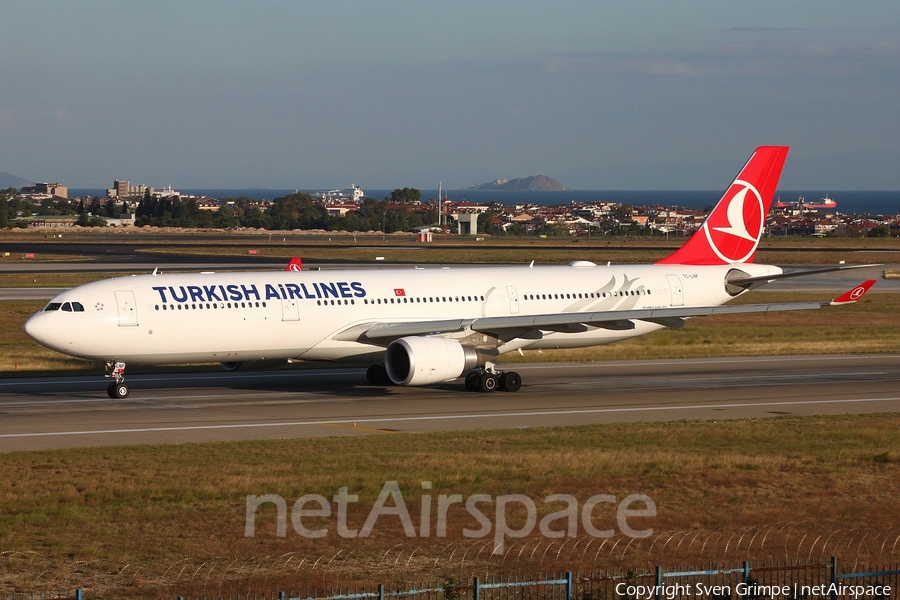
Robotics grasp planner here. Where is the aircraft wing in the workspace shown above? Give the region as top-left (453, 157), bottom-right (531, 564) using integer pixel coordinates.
top-left (335, 280), bottom-right (877, 345)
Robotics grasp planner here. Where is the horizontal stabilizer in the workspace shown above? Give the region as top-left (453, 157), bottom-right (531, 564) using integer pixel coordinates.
top-left (727, 264), bottom-right (881, 286)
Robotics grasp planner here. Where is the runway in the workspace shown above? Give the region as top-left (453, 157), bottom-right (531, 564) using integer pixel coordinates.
top-left (1, 354), bottom-right (898, 451)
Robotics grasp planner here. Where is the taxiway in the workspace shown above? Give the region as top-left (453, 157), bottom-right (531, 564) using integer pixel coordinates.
top-left (1, 354), bottom-right (898, 451)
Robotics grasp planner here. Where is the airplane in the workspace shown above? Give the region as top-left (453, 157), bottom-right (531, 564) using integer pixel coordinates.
top-left (24, 146), bottom-right (877, 399)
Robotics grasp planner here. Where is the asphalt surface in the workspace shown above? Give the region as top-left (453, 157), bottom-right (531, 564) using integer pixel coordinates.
top-left (1, 354), bottom-right (898, 451)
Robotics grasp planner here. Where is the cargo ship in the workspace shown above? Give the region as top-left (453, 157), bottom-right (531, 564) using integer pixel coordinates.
top-left (774, 194), bottom-right (837, 210)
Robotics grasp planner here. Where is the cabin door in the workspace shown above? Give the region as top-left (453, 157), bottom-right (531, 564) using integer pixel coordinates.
top-left (114, 290), bottom-right (139, 326)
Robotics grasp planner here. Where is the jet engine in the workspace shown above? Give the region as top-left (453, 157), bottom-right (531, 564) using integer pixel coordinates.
top-left (385, 337), bottom-right (479, 386)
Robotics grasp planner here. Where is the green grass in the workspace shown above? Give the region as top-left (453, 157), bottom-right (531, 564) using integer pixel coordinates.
top-left (1, 415), bottom-right (898, 595)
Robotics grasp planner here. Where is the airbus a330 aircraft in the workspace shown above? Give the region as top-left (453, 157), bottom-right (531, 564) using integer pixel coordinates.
top-left (25, 146), bottom-right (876, 398)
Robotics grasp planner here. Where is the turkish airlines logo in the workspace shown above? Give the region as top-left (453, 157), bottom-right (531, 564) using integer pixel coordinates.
top-left (287, 263), bottom-right (302, 272)
top-left (703, 179), bottom-right (765, 264)
top-left (849, 286), bottom-right (867, 301)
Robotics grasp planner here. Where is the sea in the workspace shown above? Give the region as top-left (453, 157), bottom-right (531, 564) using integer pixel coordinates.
top-left (69, 189), bottom-right (900, 216)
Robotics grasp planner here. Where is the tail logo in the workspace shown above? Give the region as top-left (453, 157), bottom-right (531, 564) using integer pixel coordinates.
top-left (287, 263), bottom-right (302, 272)
top-left (849, 286), bottom-right (867, 301)
top-left (703, 179), bottom-right (765, 264)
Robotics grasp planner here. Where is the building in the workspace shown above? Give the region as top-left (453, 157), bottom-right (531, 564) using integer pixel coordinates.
top-left (21, 182), bottom-right (68, 199)
top-left (107, 180), bottom-right (158, 199)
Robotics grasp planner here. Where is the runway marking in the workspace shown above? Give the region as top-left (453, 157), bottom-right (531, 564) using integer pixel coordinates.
top-left (0, 392), bottom-right (322, 407)
top-left (518, 355), bottom-right (900, 370)
top-left (1, 396), bottom-right (898, 439)
top-left (320, 423), bottom-right (397, 434)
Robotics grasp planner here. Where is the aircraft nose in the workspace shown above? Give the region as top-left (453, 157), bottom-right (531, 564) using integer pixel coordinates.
top-left (24, 312), bottom-right (54, 347)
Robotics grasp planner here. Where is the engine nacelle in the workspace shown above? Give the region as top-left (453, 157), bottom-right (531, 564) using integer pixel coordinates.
top-left (385, 337), bottom-right (478, 386)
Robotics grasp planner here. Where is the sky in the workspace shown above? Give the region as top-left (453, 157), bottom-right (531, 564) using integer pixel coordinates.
top-left (1, 1), bottom-right (899, 190)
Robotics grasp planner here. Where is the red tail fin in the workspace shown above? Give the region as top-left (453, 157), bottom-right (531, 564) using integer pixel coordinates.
top-left (285, 258), bottom-right (303, 271)
top-left (657, 146), bottom-right (789, 265)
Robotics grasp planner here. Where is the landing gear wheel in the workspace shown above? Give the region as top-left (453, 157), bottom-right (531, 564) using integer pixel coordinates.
top-left (478, 373), bottom-right (499, 393)
top-left (366, 364), bottom-right (392, 386)
top-left (499, 371), bottom-right (522, 392)
top-left (104, 360), bottom-right (128, 398)
top-left (465, 371), bottom-right (480, 392)
top-left (107, 382), bottom-right (129, 399)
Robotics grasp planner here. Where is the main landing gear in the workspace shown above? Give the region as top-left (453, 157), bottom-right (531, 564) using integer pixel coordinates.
top-left (365, 363), bottom-right (522, 393)
top-left (366, 364), bottom-right (393, 386)
top-left (465, 368), bottom-right (521, 393)
top-left (105, 360), bottom-right (129, 399)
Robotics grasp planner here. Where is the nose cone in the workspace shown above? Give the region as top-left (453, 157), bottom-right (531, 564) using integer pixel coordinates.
top-left (24, 312), bottom-right (62, 351)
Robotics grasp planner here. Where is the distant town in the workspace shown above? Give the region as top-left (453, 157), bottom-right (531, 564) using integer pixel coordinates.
top-left (1, 180), bottom-right (898, 238)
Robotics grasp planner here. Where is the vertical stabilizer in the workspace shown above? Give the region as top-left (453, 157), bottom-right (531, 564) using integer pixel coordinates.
top-left (657, 146), bottom-right (789, 265)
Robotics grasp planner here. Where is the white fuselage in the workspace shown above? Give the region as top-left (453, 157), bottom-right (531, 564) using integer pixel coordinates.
top-left (24, 262), bottom-right (781, 365)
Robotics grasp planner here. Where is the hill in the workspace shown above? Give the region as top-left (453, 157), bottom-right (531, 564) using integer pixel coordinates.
top-left (465, 175), bottom-right (569, 191)
top-left (0, 171), bottom-right (34, 189)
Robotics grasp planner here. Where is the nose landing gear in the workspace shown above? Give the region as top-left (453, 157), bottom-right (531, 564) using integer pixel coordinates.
top-left (105, 361), bottom-right (129, 399)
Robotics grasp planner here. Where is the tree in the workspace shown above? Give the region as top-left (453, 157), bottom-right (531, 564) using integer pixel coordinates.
top-left (507, 223), bottom-right (526, 236)
top-left (389, 188), bottom-right (421, 204)
top-left (265, 193), bottom-right (328, 230)
top-left (212, 205), bottom-right (237, 228)
top-left (77, 212), bottom-right (107, 227)
top-left (478, 210), bottom-right (500, 235)
top-left (0, 196), bottom-right (9, 228)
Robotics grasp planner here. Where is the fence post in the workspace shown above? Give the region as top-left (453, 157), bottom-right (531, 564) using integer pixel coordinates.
top-left (653, 565), bottom-right (662, 600)
top-left (830, 557), bottom-right (838, 600)
top-left (566, 572), bottom-right (573, 600)
top-left (378, 584), bottom-right (384, 600)
top-left (742, 562), bottom-right (750, 600)
top-left (473, 577), bottom-right (479, 600)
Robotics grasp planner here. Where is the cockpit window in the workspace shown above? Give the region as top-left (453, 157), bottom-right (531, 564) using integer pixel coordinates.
top-left (43, 301), bottom-right (84, 312)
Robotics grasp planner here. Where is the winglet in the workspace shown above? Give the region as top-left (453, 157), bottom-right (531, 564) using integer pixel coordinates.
top-left (285, 258), bottom-right (303, 272)
top-left (829, 280), bottom-right (877, 305)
